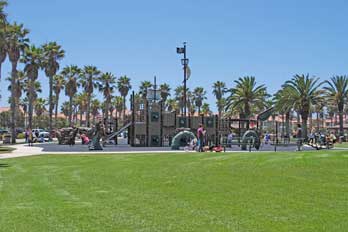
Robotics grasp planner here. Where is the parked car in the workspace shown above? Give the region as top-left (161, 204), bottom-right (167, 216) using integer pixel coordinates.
top-left (32, 129), bottom-right (50, 141)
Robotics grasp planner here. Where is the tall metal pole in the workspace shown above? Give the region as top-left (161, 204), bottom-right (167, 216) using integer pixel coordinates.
top-left (183, 42), bottom-right (187, 117)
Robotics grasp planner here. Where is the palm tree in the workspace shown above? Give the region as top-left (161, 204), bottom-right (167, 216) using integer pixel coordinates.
top-left (117, 75), bottom-right (131, 122)
top-left (42, 42), bottom-right (65, 132)
top-left (75, 92), bottom-right (88, 126)
top-left (34, 97), bottom-right (47, 127)
top-left (274, 86), bottom-right (297, 138)
top-left (160, 83), bottom-right (170, 103)
top-left (212, 81), bottom-right (227, 118)
top-left (5, 22), bottom-right (29, 143)
top-left (174, 86), bottom-right (188, 114)
top-left (193, 87), bottom-right (207, 114)
top-left (62, 65), bottom-right (80, 126)
top-left (90, 98), bottom-right (101, 124)
top-left (166, 98), bottom-right (179, 112)
top-left (0, 0), bottom-right (8, 80)
top-left (21, 45), bottom-right (43, 129)
top-left (80, 65), bottom-right (100, 127)
top-left (52, 74), bottom-right (65, 126)
top-left (139, 81), bottom-right (152, 99)
top-left (60, 101), bottom-right (70, 122)
top-left (98, 72), bottom-right (116, 130)
top-left (113, 96), bottom-right (123, 119)
top-left (201, 103), bottom-right (211, 116)
top-left (283, 74), bottom-right (323, 139)
top-left (324, 75), bottom-right (348, 136)
top-left (225, 76), bottom-right (268, 120)
top-left (187, 90), bottom-right (195, 115)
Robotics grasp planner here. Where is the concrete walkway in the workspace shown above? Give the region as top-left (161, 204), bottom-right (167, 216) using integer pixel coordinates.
top-left (0, 141), bottom-right (321, 160)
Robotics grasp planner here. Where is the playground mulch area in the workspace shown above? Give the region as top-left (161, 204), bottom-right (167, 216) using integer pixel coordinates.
top-left (0, 151), bottom-right (347, 231)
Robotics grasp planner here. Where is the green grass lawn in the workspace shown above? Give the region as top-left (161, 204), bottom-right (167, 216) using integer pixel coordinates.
top-left (0, 151), bottom-right (347, 232)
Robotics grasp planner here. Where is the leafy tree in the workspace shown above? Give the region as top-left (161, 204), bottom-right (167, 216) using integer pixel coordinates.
top-left (117, 75), bottom-right (131, 121)
top-left (21, 45), bottom-right (43, 129)
top-left (98, 72), bottom-right (116, 129)
top-left (212, 81), bottom-right (227, 118)
top-left (323, 75), bottom-right (348, 136)
top-left (193, 87), bottom-right (206, 114)
top-left (53, 74), bottom-right (65, 126)
top-left (80, 65), bottom-right (100, 127)
top-left (42, 42), bottom-right (65, 132)
top-left (62, 65), bottom-right (81, 126)
top-left (283, 74), bottom-right (323, 138)
top-left (225, 76), bottom-right (268, 120)
top-left (5, 22), bottom-right (29, 143)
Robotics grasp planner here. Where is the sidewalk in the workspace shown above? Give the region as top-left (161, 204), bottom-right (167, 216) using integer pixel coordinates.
top-left (0, 143), bottom-right (44, 159)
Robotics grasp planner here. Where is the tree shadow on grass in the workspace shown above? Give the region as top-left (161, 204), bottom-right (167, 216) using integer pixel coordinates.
top-left (0, 163), bottom-right (9, 168)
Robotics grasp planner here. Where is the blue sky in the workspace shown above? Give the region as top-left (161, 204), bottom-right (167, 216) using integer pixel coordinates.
top-left (1, 0), bottom-right (348, 111)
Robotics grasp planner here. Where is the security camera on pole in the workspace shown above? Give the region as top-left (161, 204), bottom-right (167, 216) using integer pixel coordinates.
top-left (176, 42), bottom-right (191, 117)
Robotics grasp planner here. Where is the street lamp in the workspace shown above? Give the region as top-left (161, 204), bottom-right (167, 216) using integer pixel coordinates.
top-left (177, 42), bottom-right (189, 116)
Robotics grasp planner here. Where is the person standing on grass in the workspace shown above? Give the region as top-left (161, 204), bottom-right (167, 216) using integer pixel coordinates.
top-left (296, 124), bottom-right (303, 151)
top-left (197, 124), bottom-right (204, 152)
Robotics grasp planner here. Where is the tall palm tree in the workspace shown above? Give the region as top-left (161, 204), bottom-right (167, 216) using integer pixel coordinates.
top-left (0, 0), bottom-right (8, 80)
top-left (90, 98), bottom-right (101, 124)
top-left (113, 96), bottom-right (123, 119)
top-left (34, 97), bottom-right (47, 127)
top-left (273, 86), bottom-right (298, 138)
top-left (174, 86), bottom-right (187, 114)
top-left (193, 87), bottom-right (207, 114)
top-left (166, 98), bottom-right (179, 112)
top-left (201, 103), bottom-right (211, 116)
top-left (187, 90), bottom-right (195, 115)
top-left (42, 42), bottom-right (65, 132)
top-left (212, 81), bottom-right (227, 118)
top-left (75, 92), bottom-right (88, 126)
top-left (139, 81), bottom-right (152, 100)
top-left (225, 76), bottom-right (268, 120)
top-left (62, 65), bottom-right (80, 126)
top-left (283, 74), bottom-right (323, 139)
top-left (117, 75), bottom-right (131, 122)
top-left (80, 65), bottom-right (100, 127)
top-left (53, 74), bottom-right (65, 126)
top-left (5, 22), bottom-right (29, 143)
top-left (21, 45), bottom-right (43, 129)
top-left (159, 83), bottom-right (171, 103)
top-left (324, 75), bottom-right (348, 136)
top-left (98, 72), bottom-right (116, 130)
top-left (60, 101), bottom-right (70, 122)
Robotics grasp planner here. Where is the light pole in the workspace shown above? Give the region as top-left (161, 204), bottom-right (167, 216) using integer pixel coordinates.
top-left (177, 42), bottom-right (189, 116)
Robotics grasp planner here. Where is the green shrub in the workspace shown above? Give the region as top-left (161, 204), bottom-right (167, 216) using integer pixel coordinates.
top-left (17, 133), bottom-right (25, 139)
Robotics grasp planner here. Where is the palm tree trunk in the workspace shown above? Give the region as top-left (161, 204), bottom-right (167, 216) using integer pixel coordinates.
top-left (123, 96), bottom-right (126, 125)
top-left (285, 111), bottom-right (290, 138)
top-left (48, 75), bottom-right (53, 133)
top-left (105, 100), bottom-right (109, 133)
top-left (86, 93), bottom-right (91, 127)
top-left (69, 96), bottom-right (73, 127)
top-left (10, 62), bottom-right (17, 144)
top-left (339, 111), bottom-right (344, 136)
top-left (316, 112), bottom-right (320, 131)
top-left (55, 95), bottom-right (59, 127)
top-left (301, 113), bottom-right (308, 140)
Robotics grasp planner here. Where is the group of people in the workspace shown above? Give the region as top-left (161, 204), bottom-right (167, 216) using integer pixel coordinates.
top-left (308, 128), bottom-right (337, 147)
top-left (24, 128), bottom-right (45, 146)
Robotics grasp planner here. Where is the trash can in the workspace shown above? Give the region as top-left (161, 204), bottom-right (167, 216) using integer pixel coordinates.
top-left (3, 134), bottom-right (11, 144)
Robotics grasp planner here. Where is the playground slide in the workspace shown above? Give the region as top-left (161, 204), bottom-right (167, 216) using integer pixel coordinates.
top-left (106, 122), bottom-right (132, 141)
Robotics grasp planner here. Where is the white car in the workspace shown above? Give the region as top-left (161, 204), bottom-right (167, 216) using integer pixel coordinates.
top-left (32, 129), bottom-right (50, 141)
